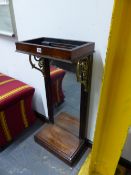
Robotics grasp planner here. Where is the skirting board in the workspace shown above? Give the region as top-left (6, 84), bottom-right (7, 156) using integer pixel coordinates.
top-left (34, 111), bottom-right (49, 123)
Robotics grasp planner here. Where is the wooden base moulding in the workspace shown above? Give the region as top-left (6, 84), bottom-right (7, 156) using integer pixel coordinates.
top-left (34, 112), bottom-right (87, 166)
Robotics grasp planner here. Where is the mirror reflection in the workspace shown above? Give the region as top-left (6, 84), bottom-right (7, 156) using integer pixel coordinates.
top-left (50, 61), bottom-right (81, 126)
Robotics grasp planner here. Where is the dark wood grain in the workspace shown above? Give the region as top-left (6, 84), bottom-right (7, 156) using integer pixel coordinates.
top-left (55, 112), bottom-right (79, 137)
top-left (15, 37), bottom-right (94, 165)
top-left (35, 124), bottom-right (81, 157)
top-left (43, 58), bottom-right (54, 123)
top-left (16, 43), bottom-right (71, 61)
top-left (16, 37), bottom-right (95, 63)
top-left (34, 123), bottom-right (85, 165)
top-left (34, 112), bottom-right (88, 165)
top-left (79, 54), bottom-right (93, 139)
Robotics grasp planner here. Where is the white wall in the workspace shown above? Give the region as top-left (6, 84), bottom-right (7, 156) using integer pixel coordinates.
top-left (0, 36), bottom-right (48, 116)
top-left (1, 0), bottom-right (113, 141)
top-left (12, 0), bottom-right (113, 62)
top-left (1, 0), bottom-right (131, 161)
top-left (12, 0), bottom-right (114, 141)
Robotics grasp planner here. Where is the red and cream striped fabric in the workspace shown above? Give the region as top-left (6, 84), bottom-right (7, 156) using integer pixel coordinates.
top-left (50, 66), bottom-right (66, 106)
top-left (0, 73), bottom-right (36, 148)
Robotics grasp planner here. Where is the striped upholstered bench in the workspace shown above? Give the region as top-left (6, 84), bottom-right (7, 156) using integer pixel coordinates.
top-left (0, 73), bottom-right (36, 148)
top-left (50, 66), bottom-right (66, 106)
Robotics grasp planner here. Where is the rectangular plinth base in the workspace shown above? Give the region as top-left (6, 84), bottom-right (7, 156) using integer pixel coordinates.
top-left (34, 112), bottom-right (87, 166)
top-left (55, 112), bottom-right (80, 137)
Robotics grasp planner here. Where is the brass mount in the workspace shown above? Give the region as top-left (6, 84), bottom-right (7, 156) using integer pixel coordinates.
top-left (76, 56), bottom-right (90, 92)
top-left (29, 55), bottom-right (46, 77)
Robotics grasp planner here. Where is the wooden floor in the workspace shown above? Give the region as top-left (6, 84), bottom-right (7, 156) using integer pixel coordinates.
top-left (34, 112), bottom-right (86, 165)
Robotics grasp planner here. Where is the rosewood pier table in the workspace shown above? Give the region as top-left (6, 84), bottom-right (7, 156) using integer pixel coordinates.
top-left (16, 37), bottom-right (95, 165)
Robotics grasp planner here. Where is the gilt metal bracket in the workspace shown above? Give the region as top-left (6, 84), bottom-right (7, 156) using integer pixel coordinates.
top-left (29, 55), bottom-right (46, 77)
top-left (76, 56), bottom-right (90, 92)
